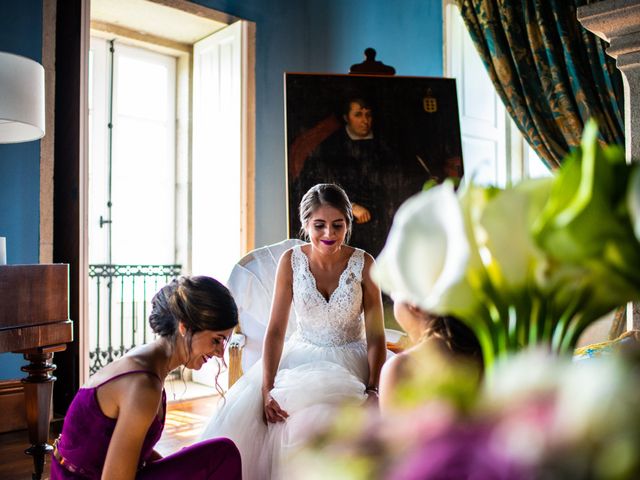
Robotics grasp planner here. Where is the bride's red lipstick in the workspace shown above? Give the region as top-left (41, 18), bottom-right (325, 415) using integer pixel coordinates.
top-left (320, 239), bottom-right (336, 245)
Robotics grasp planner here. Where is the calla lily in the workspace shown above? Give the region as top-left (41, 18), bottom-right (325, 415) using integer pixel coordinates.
top-left (478, 178), bottom-right (553, 294)
top-left (457, 183), bottom-right (497, 282)
top-left (374, 120), bottom-right (639, 371)
top-left (531, 121), bottom-right (640, 348)
top-left (372, 182), bottom-right (478, 318)
top-left (533, 120), bottom-right (631, 266)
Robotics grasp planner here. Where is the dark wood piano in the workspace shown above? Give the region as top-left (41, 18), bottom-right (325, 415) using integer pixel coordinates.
top-left (0, 264), bottom-right (73, 480)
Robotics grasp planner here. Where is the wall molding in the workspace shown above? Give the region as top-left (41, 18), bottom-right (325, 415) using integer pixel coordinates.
top-left (0, 380), bottom-right (27, 433)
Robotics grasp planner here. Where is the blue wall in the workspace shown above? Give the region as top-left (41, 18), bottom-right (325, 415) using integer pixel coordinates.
top-left (306, 0), bottom-right (443, 77)
top-left (0, 0), bottom-right (43, 378)
top-left (192, 0), bottom-right (443, 247)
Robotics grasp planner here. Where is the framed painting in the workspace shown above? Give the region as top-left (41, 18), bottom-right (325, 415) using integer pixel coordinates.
top-left (285, 72), bottom-right (463, 260)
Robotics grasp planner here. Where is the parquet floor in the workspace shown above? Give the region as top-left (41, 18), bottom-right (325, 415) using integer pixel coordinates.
top-left (0, 395), bottom-right (219, 480)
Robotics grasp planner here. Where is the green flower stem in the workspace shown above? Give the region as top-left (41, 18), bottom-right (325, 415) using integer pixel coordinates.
top-left (542, 302), bottom-right (556, 344)
top-left (559, 314), bottom-right (583, 354)
top-left (551, 316), bottom-right (569, 352)
top-left (515, 294), bottom-right (533, 348)
top-left (480, 280), bottom-right (511, 353)
top-left (508, 304), bottom-right (523, 349)
top-left (516, 302), bottom-right (531, 347)
top-left (476, 324), bottom-right (496, 372)
top-left (508, 305), bottom-right (518, 349)
top-left (551, 291), bottom-right (587, 352)
top-left (528, 295), bottom-right (544, 346)
top-left (468, 304), bottom-right (502, 372)
top-left (487, 302), bottom-right (509, 354)
top-left (560, 311), bottom-right (598, 354)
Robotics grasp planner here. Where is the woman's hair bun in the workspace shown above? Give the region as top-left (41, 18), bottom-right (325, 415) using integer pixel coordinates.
top-left (148, 276), bottom-right (238, 338)
top-left (149, 279), bottom-right (179, 336)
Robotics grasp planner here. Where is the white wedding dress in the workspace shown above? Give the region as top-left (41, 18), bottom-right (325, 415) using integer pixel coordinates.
top-left (201, 245), bottom-right (369, 479)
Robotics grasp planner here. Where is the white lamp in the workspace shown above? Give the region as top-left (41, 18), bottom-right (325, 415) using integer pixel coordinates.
top-left (0, 51), bottom-right (45, 143)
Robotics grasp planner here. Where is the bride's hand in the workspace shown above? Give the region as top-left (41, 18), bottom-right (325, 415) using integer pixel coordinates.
top-left (364, 386), bottom-right (379, 408)
top-left (262, 390), bottom-right (289, 424)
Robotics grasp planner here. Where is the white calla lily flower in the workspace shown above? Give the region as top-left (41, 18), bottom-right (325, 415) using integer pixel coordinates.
top-left (372, 182), bottom-right (476, 315)
top-left (479, 178), bottom-right (553, 291)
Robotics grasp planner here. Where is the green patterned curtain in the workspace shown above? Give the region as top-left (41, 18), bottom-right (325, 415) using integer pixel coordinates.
top-left (455, 0), bottom-right (624, 169)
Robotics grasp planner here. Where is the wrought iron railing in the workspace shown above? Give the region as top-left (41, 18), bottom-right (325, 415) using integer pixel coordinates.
top-left (88, 264), bottom-right (181, 375)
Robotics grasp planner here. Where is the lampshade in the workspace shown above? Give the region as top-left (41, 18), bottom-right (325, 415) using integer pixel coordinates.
top-left (0, 51), bottom-right (45, 143)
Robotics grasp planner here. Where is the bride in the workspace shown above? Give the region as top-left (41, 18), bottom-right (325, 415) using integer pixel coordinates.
top-left (201, 183), bottom-right (386, 479)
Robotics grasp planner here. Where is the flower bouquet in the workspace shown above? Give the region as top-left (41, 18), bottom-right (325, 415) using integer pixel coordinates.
top-left (373, 120), bottom-right (640, 370)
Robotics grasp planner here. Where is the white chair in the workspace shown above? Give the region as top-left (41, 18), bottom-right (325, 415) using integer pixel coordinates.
top-left (226, 239), bottom-right (304, 386)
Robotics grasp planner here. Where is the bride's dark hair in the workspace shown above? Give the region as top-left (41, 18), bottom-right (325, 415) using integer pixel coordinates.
top-left (299, 183), bottom-right (353, 242)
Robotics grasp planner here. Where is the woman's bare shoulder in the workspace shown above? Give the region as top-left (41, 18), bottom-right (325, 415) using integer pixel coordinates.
top-left (282, 243), bottom-right (307, 263)
top-left (342, 244), bottom-right (356, 254)
top-left (85, 347), bottom-right (160, 388)
top-left (381, 352), bottom-right (411, 385)
top-left (389, 350), bottom-right (413, 368)
top-left (115, 372), bottom-right (164, 426)
top-left (360, 249), bottom-right (374, 261)
top-left (277, 248), bottom-right (296, 271)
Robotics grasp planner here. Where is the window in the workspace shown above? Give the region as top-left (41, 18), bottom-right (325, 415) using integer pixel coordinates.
top-left (444, 1), bottom-right (552, 185)
top-left (526, 144), bottom-right (553, 179)
top-left (89, 38), bottom-right (177, 265)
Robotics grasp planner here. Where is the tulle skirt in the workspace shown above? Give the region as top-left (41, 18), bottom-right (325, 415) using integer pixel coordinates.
top-left (201, 333), bottom-right (369, 480)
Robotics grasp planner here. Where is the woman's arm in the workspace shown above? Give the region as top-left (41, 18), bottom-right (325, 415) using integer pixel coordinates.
top-left (261, 250), bottom-right (294, 423)
top-left (379, 353), bottom-right (409, 413)
top-left (101, 375), bottom-right (163, 480)
top-left (361, 253), bottom-right (387, 399)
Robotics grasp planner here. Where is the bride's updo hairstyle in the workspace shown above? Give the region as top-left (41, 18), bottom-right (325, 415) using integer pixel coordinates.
top-left (299, 183), bottom-right (353, 243)
top-left (149, 276), bottom-right (238, 342)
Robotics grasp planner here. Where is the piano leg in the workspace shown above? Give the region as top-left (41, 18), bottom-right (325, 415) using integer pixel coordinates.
top-left (20, 346), bottom-right (66, 480)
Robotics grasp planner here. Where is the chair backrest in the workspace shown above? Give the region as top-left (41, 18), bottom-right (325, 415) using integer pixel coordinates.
top-left (226, 238), bottom-right (305, 371)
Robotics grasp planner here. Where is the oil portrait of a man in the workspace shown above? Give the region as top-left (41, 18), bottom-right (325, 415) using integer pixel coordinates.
top-left (287, 73), bottom-right (463, 258)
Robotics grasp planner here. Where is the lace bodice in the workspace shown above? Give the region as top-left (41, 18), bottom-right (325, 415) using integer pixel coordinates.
top-left (291, 245), bottom-right (366, 347)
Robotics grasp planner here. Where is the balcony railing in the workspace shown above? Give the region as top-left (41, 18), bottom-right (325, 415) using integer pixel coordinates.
top-left (88, 264), bottom-right (182, 375)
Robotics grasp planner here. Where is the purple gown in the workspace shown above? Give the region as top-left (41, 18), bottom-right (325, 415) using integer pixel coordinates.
top-left (51, 370), bottom-right (241, 479)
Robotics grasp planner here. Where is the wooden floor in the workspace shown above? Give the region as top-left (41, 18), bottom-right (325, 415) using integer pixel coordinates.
top-left (0, 395), bottom-right (219, 480)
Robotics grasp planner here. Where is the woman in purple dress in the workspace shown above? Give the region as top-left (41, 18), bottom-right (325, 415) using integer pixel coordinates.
top-left (51, 276), bottom-right (242, 479)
